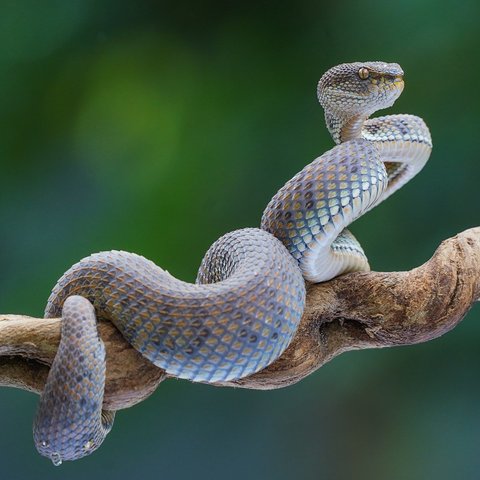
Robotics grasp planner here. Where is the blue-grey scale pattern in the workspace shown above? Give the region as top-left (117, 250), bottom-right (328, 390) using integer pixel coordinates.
top-left (45, 228), bottom-right (306, 384)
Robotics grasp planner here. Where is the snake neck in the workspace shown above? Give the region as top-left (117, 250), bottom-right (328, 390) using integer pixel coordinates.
top-left (325, 110), bottom-right (369, 144)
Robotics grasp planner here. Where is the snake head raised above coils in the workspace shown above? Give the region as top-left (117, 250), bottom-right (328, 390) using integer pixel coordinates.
top-left (317, 61), bottom-right (405, 118)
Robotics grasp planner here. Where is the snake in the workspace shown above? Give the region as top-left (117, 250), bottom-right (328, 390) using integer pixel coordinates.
top-left (32, 61), bottom-right (432, 465)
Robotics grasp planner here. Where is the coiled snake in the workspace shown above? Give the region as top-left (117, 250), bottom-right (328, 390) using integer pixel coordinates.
top-left (32, 61), bottom-right (432, 464)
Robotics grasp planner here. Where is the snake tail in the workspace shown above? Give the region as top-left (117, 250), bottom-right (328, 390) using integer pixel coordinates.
top-left (33, 296), bottom-right (114, 464)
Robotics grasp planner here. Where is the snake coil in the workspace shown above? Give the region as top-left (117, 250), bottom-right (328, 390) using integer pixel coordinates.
top-left (32, 61), bottom-right (432, 464)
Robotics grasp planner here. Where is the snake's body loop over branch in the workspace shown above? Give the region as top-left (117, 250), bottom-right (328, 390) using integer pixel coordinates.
top-left (31, 61), bottom-right (432, 464)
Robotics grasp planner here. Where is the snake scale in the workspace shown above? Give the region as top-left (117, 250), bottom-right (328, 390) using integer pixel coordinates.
top-left (32, 61), bottom-right (432, 464)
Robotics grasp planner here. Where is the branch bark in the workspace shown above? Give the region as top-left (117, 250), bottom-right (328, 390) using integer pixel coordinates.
top-left (0, 228), bottom-right (478, 411)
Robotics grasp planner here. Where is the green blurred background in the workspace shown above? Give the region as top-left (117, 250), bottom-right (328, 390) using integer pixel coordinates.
top-left (0, 1), bottom-right (479, 479)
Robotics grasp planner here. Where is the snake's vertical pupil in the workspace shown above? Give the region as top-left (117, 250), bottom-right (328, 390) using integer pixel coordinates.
top-left (358, 67), bottom-right (369, 80)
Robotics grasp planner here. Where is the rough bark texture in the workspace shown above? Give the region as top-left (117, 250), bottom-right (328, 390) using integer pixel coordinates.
top-left (0, 228), bottom-right (478, 410)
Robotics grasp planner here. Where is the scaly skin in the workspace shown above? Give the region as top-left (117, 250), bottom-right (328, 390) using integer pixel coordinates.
top-left (33, 61), bottom-right (432, 464)
top-left (35, 229), bottom-right (306, 463)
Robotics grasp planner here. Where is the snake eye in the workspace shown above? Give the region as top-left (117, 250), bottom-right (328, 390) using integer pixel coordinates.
top-left (358, 67), bottom-right (370, 80)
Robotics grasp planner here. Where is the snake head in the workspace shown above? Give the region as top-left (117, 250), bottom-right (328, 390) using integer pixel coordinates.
top-left (317, 61), bottom-right (404, 117)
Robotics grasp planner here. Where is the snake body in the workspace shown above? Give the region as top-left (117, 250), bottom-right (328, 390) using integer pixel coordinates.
top-left (33, 61), bottom-right (432, 464)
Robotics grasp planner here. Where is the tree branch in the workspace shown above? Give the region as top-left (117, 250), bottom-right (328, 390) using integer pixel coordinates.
top-left (0, 228), bottom-right (478, 410)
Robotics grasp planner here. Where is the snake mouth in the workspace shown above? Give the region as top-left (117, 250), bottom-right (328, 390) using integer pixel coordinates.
top-left (393, 76), bottom-right (404, 87)
top-left (392, 77), bottom-right (404, 92)
top-left (374, 73), bottom-right (404, 87)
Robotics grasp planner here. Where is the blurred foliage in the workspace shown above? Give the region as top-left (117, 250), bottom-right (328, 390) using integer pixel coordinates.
top-left (0, 1), bottom-right (479, 479)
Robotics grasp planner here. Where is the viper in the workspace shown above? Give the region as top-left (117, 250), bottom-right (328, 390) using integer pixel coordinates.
top-left (32, 61), bottom-right (432, 464)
